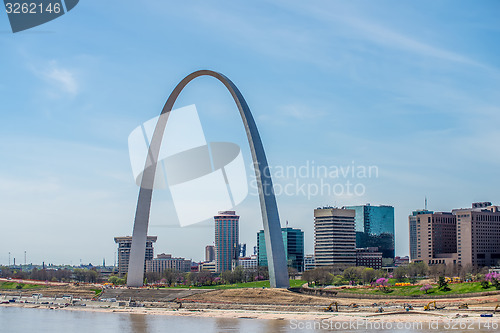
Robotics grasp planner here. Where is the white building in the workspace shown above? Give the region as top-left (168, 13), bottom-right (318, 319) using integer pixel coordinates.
top-left (304, 254), bottom-right (315, 271)
top-left (238, 255), bottom-right (258, 270)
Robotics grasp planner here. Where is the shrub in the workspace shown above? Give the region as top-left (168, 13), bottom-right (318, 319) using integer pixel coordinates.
top-left (485, 272), bottom-right (500, 290)
top-left (480, 280), bottom-right (490, 289)
top-left (438, 276), bottom-right (450, 291)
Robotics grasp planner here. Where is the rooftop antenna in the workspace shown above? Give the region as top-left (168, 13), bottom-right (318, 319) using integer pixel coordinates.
top-left (425, 196), bottom-right (428, 210)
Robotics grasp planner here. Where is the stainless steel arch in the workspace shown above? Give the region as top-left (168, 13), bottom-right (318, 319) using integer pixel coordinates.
top-left (126, 70), bottom-right (289, 288)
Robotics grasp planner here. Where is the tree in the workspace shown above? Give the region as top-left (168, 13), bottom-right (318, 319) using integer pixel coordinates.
top-left (302, 268), bottom-right (333, 286)
top-left (221, 270), bottom-right (235, 284)
top-left (288, 267), bottom-right (299, 280)
top-left (162, 269), bottom-right (179, 287)
top-left (343, 267), bottom-right (363, 285)
top-left (393, 266), bottom-right (408, 282)
top-left (429, 264), bottom-right (445, 282)
top-left (362, 268), bottom-right (376, 285)
top-left (459, 264), bottom-right (473, 281)
top-left (375, 277), bottom-right (390, 293)
top-left (232, 266), bottom-right (245, 283)
top-left (420, 284), bottom-right (432, 294)
top-left (145, 272), bottom-right (160, 284)
top-left (438, 276), bottom-right (450, 291)
top-left (197, 270), bottom-right (214, 286)
top-left (410, 262), bottom-right (429, 277)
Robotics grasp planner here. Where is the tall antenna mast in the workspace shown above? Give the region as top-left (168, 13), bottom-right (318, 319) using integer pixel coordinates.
top-left (425, 196), bottom-right (428, 210)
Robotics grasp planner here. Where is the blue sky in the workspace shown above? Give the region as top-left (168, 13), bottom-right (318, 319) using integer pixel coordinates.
top-left (0, 1), bottom-right (499, 265)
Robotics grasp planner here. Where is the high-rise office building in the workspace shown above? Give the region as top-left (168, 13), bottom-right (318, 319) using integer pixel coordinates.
top-left (411, 202), bottom-right (500, 267)
top-left (205, 245), bottom-right (215, 262)
top-left (345, 204), bottom-right (395, 259)
top-left (114, 236), bottom-right (157, 276)
top-left (314, 207), bottom-right (356, 267)
top-left (214, 211), bottom-right (239, 272)
top-left (408, 209), bottom-right (433, 261)
top-left (453, 202), bottom-right (500, 267)
top-left (410, 211), bottom-right (457, 265)
top-left (257, 227), bottom-right (304, 272)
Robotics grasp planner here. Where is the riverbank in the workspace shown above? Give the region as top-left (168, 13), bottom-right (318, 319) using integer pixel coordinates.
top-left (1, 287), bottom-right (499, 323)
top-left (2, 301), bottom-right (500, 325)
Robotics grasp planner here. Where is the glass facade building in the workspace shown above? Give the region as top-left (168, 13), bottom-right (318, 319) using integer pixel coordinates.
top-left (345, 204), bottom-right (395, 259)
top-left (257, 227), bottom-right (304, 272)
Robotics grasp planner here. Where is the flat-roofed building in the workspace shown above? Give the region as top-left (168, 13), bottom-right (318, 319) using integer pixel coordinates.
top-left (214, 211), bottom-right (240, 272)
top-left (395, 256), bottom-right (410, 266)
top-left (114, 236), bottom-right (157, 277)
top-left (346, 204), bottom-right (395, 259)
top-left (205, 245), bottom-right (215, 262)
top-left (257, 227), bottom-right (305, 272)
top-left (411, 212), bottom-right (457, 265)
top-left (453, 202), bottom-right (500, 267)
top-left (314, 207), bottom-right (356, 267)
top-left (146, 253), bottom-right (191, 273)
top-left (238, 255), bottom-right (258, 270)
top-left (199, 261), bottom-right (216, 273)
top-left (304, 254), bottom-right (315, 271)
top-left (409, 210), bottom-right (433, 261)
top-left (356, 247), bottom-right (383, 269)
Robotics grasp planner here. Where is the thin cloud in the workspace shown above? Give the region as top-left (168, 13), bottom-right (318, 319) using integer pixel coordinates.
top-left (30, 60), bottom-right (80, 98)
top-left (275, 1), bottom-right (489, 70)
top-left (44, 63), bottom-right (79, 95)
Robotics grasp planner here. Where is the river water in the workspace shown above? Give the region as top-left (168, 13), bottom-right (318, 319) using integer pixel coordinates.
top-left (0, 307), bottom-right (498, 332)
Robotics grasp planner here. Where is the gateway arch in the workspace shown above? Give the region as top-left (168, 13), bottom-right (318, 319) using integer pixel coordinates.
top-left (127, 70), bottom-right (289, 288)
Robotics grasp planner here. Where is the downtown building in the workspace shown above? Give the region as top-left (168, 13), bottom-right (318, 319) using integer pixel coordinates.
top-left (146, 253), bottom-right (191, 273)
top-left (214, 211), bottom-right (239, 272)
top-left (314, 207), bottom-right (356, 267)
top-left (356, 247), bottom-right (383, 269)
top-left (409, 202), bottom-right (500, 267)
top-left (345, 204), bottom-right (395, 260)
top-left (114, 236), bottom-right (157, 277)
top-left (257, 227), bottom-right (305, 272)
top-left (238, 255), bottom-right (258, 270)
top-left (408, 211), bottom-right (457, 265)
top-left (453, 202), bottom-right (500, 267)
top-left (408, 209), bottom-right (434, 261)
top-left (205, 245), bottom-right (215, 262)
top-left (304, 254), bottom-right (316, 271)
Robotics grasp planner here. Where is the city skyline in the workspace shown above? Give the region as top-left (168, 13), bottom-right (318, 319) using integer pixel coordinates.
top-left (1, 1), bottom-right (500, 265)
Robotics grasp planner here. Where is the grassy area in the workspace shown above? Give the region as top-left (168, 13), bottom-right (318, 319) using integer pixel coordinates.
top-left (337, 282), bottom-right (498, 296)
top-left (0, 281), bottom-right (45, 290)
top-left (160, 280), bottom-right (306, 290)
top-left (91, 288), bottom-right (103, 296)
